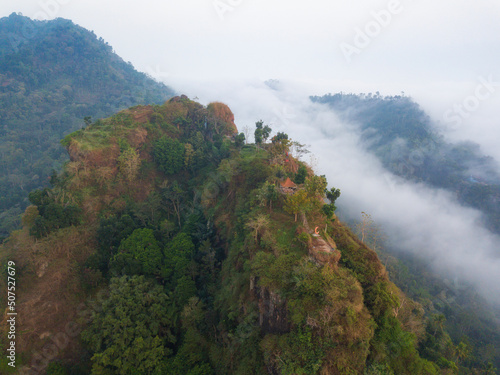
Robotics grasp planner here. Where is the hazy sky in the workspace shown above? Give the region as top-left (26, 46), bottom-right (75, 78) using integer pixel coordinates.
top-left (2, 1), bottom-right (499, 154)
top-left (2, 0), bottom-right (500, 84)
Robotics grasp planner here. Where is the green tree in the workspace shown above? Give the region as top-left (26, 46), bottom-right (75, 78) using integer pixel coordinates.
top-left (153, 137), bottom-right (185, 175)
top-left (304, 175), bottom-right (327, 199)
top-left (269, 133), bottom-right (291, 163)
top-left (163, 233), bottom-right (196, 285)
top-left (234, 133), bottom-right (245, 148)
top-left (28, 189), bottom-right (81, 238)
top-left (259, 181), bottom-right (279, 212)
top-left (165, 299), bottom-right (213, 375)
top-left (110, 228), bottom-right (163, 277)
top-left (91, 213), bottom-right (140, 275)
top-left (82, 275), bottom-right (174, 375)
top-left (262, 125), bottom-right (272, 143)
top-left (294, 165), bottom-right (307, 184)
top-left (321, 204), bottom-right (336, 220)
top-left (322, 186), bottom-right (341, 219)
top-left (325, 187), bottom-right (341, 204)
top-left (455, 341), bottom-right (470, 364)
top-left (284, 190), bottom-right (310, 222)
top-left (272, 132), bottom-right (289, 143)
top-left (254, 120), bottom-right (264, 145)
top-left (162, 180), bottom-right (185, 228)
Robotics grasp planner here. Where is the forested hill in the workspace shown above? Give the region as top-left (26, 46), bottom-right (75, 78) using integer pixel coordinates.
top-left (1, 97), bottom-right (489, 374)
top-left (0, 13), bottom-right (175, 237)
top-left (310, 93), bottom-right (500, 235)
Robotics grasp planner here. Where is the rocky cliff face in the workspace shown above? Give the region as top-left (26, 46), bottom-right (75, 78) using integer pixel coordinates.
top-left (252, 278), bottom-right (290, 334)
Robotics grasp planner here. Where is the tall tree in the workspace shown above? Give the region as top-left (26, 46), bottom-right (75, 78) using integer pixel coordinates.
top-left (254, 120), bottom-right (264, 146)
top-left (110, 228), bottom-right (163, 277)
top-left (162, 180), bottom-right (184, 228)
top-left (246, 214), bottom-right (270, 241)
top-left (262, 125), bottom-right (272, 143)
top-left (153, 137), bottom-right (185, 175)
top-left (82, 275), bottom-right (174, 374)
top-left (284, 190), bottom-right (310, 222)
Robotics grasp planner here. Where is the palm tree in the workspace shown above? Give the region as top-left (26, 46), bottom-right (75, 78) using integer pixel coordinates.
top-left (455, 341), bottom-right (470, 364)
top-left (432, 314), bottom-right (446, 336)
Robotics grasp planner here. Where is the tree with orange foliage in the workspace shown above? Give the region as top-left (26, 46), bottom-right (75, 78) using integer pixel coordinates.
top-left (207, 102), bottom-right (238, 136)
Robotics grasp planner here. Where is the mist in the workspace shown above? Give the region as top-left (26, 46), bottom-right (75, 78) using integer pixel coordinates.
top-left (169, 77), bottom-right (500, 306)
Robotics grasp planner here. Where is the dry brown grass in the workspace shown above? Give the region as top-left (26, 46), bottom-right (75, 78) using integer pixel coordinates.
top-left (0, 225), bottom-right (96, 368)
top-left (125, 106), bottom-right (154, 124)
top-left (127, 126), bottom-right (148, 148)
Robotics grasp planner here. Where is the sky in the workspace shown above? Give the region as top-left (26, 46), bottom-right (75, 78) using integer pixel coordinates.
top-left (1, 0), bottom-right (500, 84)
top-left (2, 1), bottom-right (500, 303)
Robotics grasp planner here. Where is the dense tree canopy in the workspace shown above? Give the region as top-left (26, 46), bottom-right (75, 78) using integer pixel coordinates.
top-left (82, 275), bottom-right (174, 375)
top-left (153, 137), bottom-right (185, 175)
top-left (0, 13), bottom-right (174, 237)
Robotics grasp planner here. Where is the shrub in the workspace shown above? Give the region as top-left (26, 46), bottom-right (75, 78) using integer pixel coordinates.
top-left (28, 189), bottom-right (81, 238)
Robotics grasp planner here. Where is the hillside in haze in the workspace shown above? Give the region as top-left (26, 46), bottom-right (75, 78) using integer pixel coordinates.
top-left (311, 93), bottom-right (500, 236)
top-left (0, 13), bottom-right (175, 237)
top-left (2, 97), bottom-right (494, 374)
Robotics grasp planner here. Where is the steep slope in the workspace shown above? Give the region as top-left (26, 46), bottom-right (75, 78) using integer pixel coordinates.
top-left (0, 98), bottom-right (484, 374)
top-left (0, 13), bottom-right (175, 236)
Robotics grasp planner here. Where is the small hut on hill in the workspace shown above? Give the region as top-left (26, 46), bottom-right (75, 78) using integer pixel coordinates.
top-left (280, 177), bottom-right (297, 195)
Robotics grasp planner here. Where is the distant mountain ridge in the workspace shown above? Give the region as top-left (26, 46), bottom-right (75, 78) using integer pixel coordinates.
top-left (0, 13), bottom-right (175, 236)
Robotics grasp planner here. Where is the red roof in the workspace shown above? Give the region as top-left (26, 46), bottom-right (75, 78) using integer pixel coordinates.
top-left (280, 177), bottom-right (297, 188)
